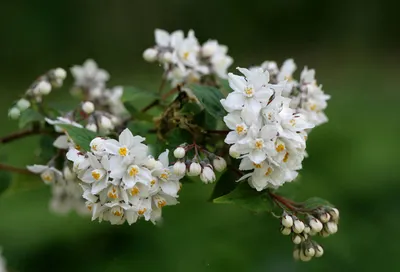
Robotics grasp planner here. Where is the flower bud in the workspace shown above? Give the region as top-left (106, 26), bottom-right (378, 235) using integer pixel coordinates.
top-left (188, 162), bottom-right (202, 176)
top-left (293, 248), bottom-right (300, 261)
top-left (16, 98), bottom-right (31, 111)
top-left (90, 137), bottom-right (106, 154)
top-left (201, 41), bottom-right (218, 57)
top-left (54, 68), bottom-right (67, 79)
top-left (303, 226), bottom-right (311, 234)
top-left (200, 166), bottom-right (216, 184)
top-left (173, 147), bottom-right (186, 159)
top-left (292, 235), bottom-right (302, 245)
top-left (99, 116), bottom-right (113, 130)
top-left (86, 123), bottom-right (98, 132)
top-left (145, 156), bottom-right (157, 170)
top-left (292, 219), bottom-right (305, 234)
top-left (173, 162), bottom-right (186, 175)
top-left (229, 145), bottom-right (240, 158)
top-left (325, 221), bottom-right (338, 234)
top-left (82, 101), bottom-right (95, 114)
top-left (154, 161), bottom-right (164, 170)
top-left (281, 214), bottom-right (293, 228)
top-left (280, 227), bottom-right (291, 236)
top-left (37, 81), bottom-right (52, 95)
top-left (213, 157), bottom-right (227, 172)
top-left (315, 245), bottom-right (324, 257)
top-left (305, 247), bottom-right (315, 257)
top-left (309, 218), bottom-right (323, 233)
top-left (143, 48), bottom-right (158, 62)
top-left (319, 212), bottom-right (331, 223)
top-left (162, 52), bottom-right (173, 63)
top-left (63, 166), bottom-right (75, 181)
top-left (329, 208), bottom-right (340, 221)
top-left (300, 251), bottom-right (312, 262)
top-left (8, 107), bottom-right (20, 119)
top-left (320, 229), bottom-right (330, 237)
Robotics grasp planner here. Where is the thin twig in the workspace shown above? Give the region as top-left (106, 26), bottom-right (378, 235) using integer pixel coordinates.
top-left (0, 163), bottom-right (34, 175)
top-left (206, 130), bottom-right (230, 135)
top-left (0, 129), bottom-right (48, 144)
top-left (141, 100), bottom-right (160, 113)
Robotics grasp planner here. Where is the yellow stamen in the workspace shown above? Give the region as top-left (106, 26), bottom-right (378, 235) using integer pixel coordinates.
top-left (131, 186), bottom-right (140, 196)
top-left (244, 87), bottom-right (254, 96)
top-left (42, 174), bottom-right (53, 182)
top-left (283, 152), bottom-right (289, 162)
top-left (150, 180), bottom-right (156, 186)
top-left (87, 204), bottom-right (92, 211)
top-left (276, 144), bottom-right (285, 152)
top-left (253, 163), bottom-right (262, 169)
top-left (113, 210), bottom-right (122, 217)
top-left (138, 208), bottom-right (147, 215)
top-left (289, 119), bottom-right (296, 127)
top-left (129, 166), bottom-right (139, 177)
top-left (255, 140), bottom-right (263, 149)
top-left (92, 144), bottom-right (97, 151)
top-left (310, 104), bottom-right (317, 111)
top-left (91, 171), bottom-right (101, 181)
top-left (183, 52), bottom-right (189, 60)
top-left (236, 125), bottom-right (245, 134)
top-left (160, 173), bottom-right (169, 179)
top-left (157, 200), bottom-right (167, 208)
top-left (75, 145), bottom-right (81, 151)
top-left (108, 187), bottom-right (118, 199)
top-left (265, 167), bottom-right (273, 176)
top-left (119, 147), bottom-right (128, 156)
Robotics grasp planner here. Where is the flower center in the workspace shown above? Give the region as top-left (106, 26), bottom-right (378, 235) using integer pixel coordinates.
top-left (183, 52), bottom-right (189, 60)
top-left (160, 172), bottom-right (169, 180)
top-left (131, 186), bottom-right (140, 196)
top-left (255, 139), bottom-right (264, 149)
top-left (113, 208), bottom-right (123, 217)
top-left (138, 208), bottom-right (147, 215)
top-left (276, 143), bottom-right (285, 152)
top-left (236, 124), bottom-right (246, 135)
top-left (119, 147), bottom-right (128, 156)
top-left (128, 165), bottom-right (139, 177)
top-left (253, 163), bottom-right (262, 169)
top-left (283, 152), bottom-right (289, 162)
top-left (265, 167), bottom-right (273, 176)
top-left (310, 104), bottom-right (317, 111)
top-left (108, 187), bottom-right (118, 199)
top-left (150, 179), bottom-right (156, 186)
top-left (41, 172), bottom-right (53, 182)
top-left (157, 199), bottom-right (167, 208)
top-left (244, 87), bottom-right (254, 97)
top-left (289, 119), bottom-right (296, 127)
top-left (91, 170), bottom-right (102, 181)
top-left (92, 144), bottom-right (97, 151)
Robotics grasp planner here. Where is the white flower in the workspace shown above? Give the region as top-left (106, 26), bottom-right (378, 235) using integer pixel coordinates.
top-left (200, 166), bottom-right (216, 184)
top-left (79, 154), bottom-right (110, 194)
top-left (173, 147), bottom-right (186, 159)
top-left (27, 164), bottom-right (63, 185)
top-left (36, 80), bottom-right (52, 95)
top-left (99, 116), bottom-right (113, 131)
top-left (70, 59), bottom-right (109, 90)
top-left (173, 162), bottom-right (186, 175)
top-left (104, 86), bottom-right (129, 118)
top-left (54, 68), bottom-right (67, 79)
top-left (143, 48), bottom-right (158, 62)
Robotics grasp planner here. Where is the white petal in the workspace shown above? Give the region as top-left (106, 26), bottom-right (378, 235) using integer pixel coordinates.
top-left (27, 164), bottom-right (48, 173)
top-left (155, 29), bottom-right (170, 47)
top-left (53, 135), bottom-right (69, 149)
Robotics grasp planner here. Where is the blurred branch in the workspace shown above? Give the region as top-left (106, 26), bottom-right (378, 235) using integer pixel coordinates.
top-left (0, 163), bottom-right (34, 175)
top-left (0, 128), bottom-right (49, 144)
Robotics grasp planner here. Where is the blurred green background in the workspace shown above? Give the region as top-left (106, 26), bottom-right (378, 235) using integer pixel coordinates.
top-left (0, 0), bottom-right (399, 271)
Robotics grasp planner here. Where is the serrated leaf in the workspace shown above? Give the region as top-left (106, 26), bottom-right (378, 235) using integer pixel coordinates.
top-left (209, 170), bottom-right (238, 201)
top-left (19, 109), bottom-right (44, 129)
top-left (58, 125), bottom-right (97, 151)
top-left (301, 197), bottom-right (333, 210)
top-left (0, 170), bottom-right (12, 196)
top-left (213, 182), bottom-right (274, 213)
top-left (189, 84), bottom-right (225, 119)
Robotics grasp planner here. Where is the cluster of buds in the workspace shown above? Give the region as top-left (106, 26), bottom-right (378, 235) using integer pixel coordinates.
top-left (280, 207), bottom-right (340, 261)
top-left (172, 144), bottom-right (227, 183)
top-left (8, 68), bottom-right (67, 119)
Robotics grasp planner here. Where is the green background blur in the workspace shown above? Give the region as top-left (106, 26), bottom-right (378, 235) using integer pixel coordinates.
top-left (0, 0), bottom-right (399, 271)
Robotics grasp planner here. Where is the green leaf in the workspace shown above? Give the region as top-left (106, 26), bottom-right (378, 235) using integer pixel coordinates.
top-left (122, 86), bottom-right (159, 112)
top-left (188, 84), bottom-right (226, 119)
top-left (209, 170), bottom-right (238, 201)
top-left (0, 170), bottom-right (12, 196)
top-left (164, 128), bottom-right (193, 147)
top-left (19, 109), bottom-right (44, 129)
top-left (213, 182), bottom-right (274, 213)
top-left (219, 79), bottom-right (232, 93)
top-left (301, 197), bottom-right (333, 210)
top-left (39, 135), bottom-right (56, 162)
top-left (180, 102), bottom-right (203, 116)
top-left (57, 125), bottom-right (97, 151)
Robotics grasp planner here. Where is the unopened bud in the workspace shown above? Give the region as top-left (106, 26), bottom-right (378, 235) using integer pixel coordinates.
top-left (304, 226), bottom-right (311, 234)
top-left (292, 235), bottom-right (302, 245)
top-left (293, 248), bottom-right (300, 261)
top-left (305, 247), bottom-right (315, 257)
top-left (173, 147), bottom-right (186, 159)
top-left (320, 229), bottom-right (330, 237)
top-left (309, 218), bottom-right (323, 233)
top-left (37, 81), bottom-right (52, 95)
top-left (315, 245), bottom-right (324, 257)
top-left (229, 145), bottom-right (240, 158)
top-left (213, 157), bottom-right (227, 172)
top-left (16, 98), bottom-right (31, 111)
top-left (63, 166), bottom-right (75, 181)
top-left (319, 212), bottom-right (331, 223)
top-left (329, 208), bottom-right (340, 221)
top-left (280, 227), bottom-right (291, 236)
top-left (99, 116), bottom-right (113, 130)
top-left (8, 107), bottom-right (21, 119)
top-left (145, 156), bottom-right (157, 170)
top-left (281, 214), bottom-right (293, 228)
top-left (200, 166), bottom-right (216, 184)
top-left (162, 52), bottom-right (173, 63)
top-left (82, 101), bottom-right (95, 114)
top-left (54, 68), bottom-right (67, 79)
top-left (86, 123), bottom-right (98, 132)
top-left (202, 41), bottom-right (218, 57)
top-left (325, 221), bottom-right (338, 234)
top-left (173, 162), bottom-right (186, 175)
top-left (292, 219), bottom-right (305, 234)
top-left (300, 250), bottom-right (312, 262)
top-left (143, 48), bottom-right (158, 62)
top-left (188, 162), bottom-right (202, 176)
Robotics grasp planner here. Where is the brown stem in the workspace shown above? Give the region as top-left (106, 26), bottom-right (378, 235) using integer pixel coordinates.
top-left (0, 163), bottom-right (35, 175)
top-left (141, 100), bottom-right (160, 113)
top-left (269, 191), bottom-right (300, 212)
top-left (0, 129), bottom-right (48, 144)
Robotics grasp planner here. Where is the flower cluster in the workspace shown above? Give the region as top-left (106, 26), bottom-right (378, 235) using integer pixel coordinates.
top-left (256, 59), bottom-right (330, 127)
top-left (70, 59), bottom-right (129, 120)
top-left (66, 129), bottom-right (184, 225)
top-left (8, 68), bottom-right (67, 119)
top-left (222, 67), bottom-right (315, 190)
top-left (172, 145), bottom-right (227, 184)
top-left (280, 207), bottom-right (340, 262)
top-left (143, 29), bottom-right (233, 86)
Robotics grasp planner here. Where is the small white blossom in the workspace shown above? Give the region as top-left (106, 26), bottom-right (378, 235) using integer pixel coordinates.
top-left (188, 162), bottom-right (202, 176)
top-left (213, 157), bottom-right (226, 172)
top-left (173, 162), bottom-right (186, 176)
top-left (173, 147), bottom-right (186, 159)
top-left (27, 164), bottom-right (63, 185)
top-left (36, 80), bottom-right (52, 95)
top-left (82, 101), bottom-right (95, 114)
top-left (8, 107), bottom-right (20, 119)
top-left (54, 68), bottom-right (67, 79)
top-left (200, 166), bottom-right (216, 184)
top-left (16, 98), bottom-right (30, 111)
top-left (70, 59), bottom-right (109, 91)
top-left (143, 48), bottom-right (158, 62)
